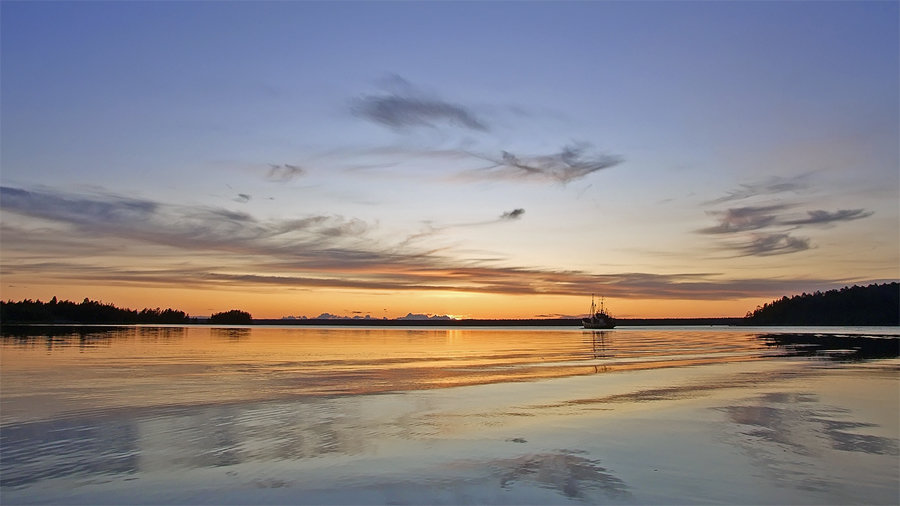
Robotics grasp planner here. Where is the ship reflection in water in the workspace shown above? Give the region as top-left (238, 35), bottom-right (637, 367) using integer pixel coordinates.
top-left (1, 325), bottom-right (897, 504)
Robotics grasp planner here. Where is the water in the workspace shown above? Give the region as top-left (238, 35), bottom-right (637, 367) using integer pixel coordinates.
top-left (1, 325), bottom-right (898, 504)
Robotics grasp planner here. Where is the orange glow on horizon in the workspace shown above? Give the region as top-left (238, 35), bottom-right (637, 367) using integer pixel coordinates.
top-left (0, 283), bottom-right (764, 320)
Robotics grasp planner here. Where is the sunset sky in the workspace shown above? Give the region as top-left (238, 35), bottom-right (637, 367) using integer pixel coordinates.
top-left (2, 1), bottom-right (897, 319)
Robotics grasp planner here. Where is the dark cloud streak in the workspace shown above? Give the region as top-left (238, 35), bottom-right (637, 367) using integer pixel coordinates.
top-left (782, 209), bottom-right (874, 226)
top-left (352, 78), bottom-right (488, 132)
top-left (706, 174), bottom-right (812, 204)
top-left (699, 205), bottom-right (792, 234)
top-left (266, 164), bottom-right (304, 182)
top-left (730, 233), bottom-right (811, 257)
top-left (0, 186), bottom-right (365, 255)
top-left (0, 186), bottom-right (158, 228)
top-left (500, 208), bottom-right (525, 221)
top-left (700, 178), bottom-right (874, 257)
top-left (469, 144), bottom-right (622, 183)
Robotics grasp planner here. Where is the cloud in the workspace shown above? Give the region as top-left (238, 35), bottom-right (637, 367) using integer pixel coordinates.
top-left (341, 77), bottom-right (624, 184)
top-left (499, 208), bottom-right (525, 221)
top-left (700, 179), bottom-right (874, 256)
top-left (0, 186), bottom-right (366, 254)
top-left (698, 205), bottom-right (792, 234)
top-left (2, 185), bottom-right (875, 304)
top-left (352, 77), bottom-right (488, 132)
top-left (266, 164), bottom-right (304, 182)
top-left (400, 210), bottom-right (526, 247)
top-left (706, 174), bottom-right (812, 204)
top-left (782, 209), bottom-right (874, 226)
top-left (468, 144), bottom-right (622, 183)
top-left (730, 233), bottom-right (811, 257)
top-left (0, 186), bottom-right (159, 228)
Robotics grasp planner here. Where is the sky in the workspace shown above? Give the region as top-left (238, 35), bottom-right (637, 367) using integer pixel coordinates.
top-left (1, 1), bottom-right (898, 319)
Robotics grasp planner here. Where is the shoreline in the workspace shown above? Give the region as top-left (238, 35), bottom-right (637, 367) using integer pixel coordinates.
top-left (1, 317), bottom-right (748, 327)
top-left (252, 317), bottom-right (748, 326)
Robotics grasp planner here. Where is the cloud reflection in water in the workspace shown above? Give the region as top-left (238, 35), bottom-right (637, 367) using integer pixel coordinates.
top-left (717, 391), bottom-right (899, 494)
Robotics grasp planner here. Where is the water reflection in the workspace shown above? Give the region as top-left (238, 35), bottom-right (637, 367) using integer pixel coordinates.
top-left (1, 417), bottom-right (139, 487)
top-left (2, 326), bottom-right (897, 504)
top-left (211, 327), bottom-right (251, 340)
top-left (1, 325), bottom-right (187, 350)
top-left (717, 390), bottom-right (899, 494)
top-left (489, 450), bottom-right (630, 499)
top-left (1, 397), bottom-right (372, 487)
top-left (1, 325), bottom-right (130, 351)
top-left (138, 326), bottom-right (186, 342)
top-left (585, 331), bottom-right (612, 359)
top-left (758, 333), bottom-right (900, 361)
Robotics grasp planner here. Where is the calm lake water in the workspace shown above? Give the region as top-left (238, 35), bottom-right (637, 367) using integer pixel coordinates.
top-left (1, 325), bottom-right (898, 504)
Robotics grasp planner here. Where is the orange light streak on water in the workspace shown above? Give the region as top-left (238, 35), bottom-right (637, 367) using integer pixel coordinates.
top-left (1, 326), bottom-right (776, 424)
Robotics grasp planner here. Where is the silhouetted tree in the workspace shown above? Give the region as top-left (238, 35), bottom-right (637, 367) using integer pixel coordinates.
top-left (208, 309), bottom-right (252, 325)
top-left (743, 282), bottom-right (899, 325)
top-left (0, 298), bottom-right (191, 324)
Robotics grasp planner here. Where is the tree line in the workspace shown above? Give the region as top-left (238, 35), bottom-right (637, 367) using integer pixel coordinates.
top-left (0, 297), bottom-right (253, 325)
top-left (743, 282), bottom-right (899, 326)
top-left (207, 309), bottom-right (252, 324)
top-left (1, 297), bottom-right (192, 324)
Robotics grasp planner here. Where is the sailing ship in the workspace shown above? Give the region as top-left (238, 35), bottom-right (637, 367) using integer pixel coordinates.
top-left (582, 295), bottom-right (616, 329)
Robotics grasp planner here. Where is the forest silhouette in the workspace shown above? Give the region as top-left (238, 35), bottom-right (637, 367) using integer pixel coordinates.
top-left (743, 282), bottom-right (898, 326)
top-left (0, 297), bottom-right (191, 324)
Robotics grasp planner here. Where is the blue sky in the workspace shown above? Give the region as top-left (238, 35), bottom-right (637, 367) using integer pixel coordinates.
top-left (1, 1), bottom-right (897, 318)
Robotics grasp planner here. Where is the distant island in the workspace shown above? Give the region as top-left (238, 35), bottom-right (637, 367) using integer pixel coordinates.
top-left (208, 309), bottom-right (253, 325)
top-left (1, 282), bottom-right (897, 326)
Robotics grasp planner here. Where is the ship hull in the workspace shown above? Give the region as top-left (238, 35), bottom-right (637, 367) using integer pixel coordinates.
top-left (582, 319), bottom-right (615, 329)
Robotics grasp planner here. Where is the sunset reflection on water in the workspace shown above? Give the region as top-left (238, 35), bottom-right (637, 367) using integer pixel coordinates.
top-left (0, 326), bottom-right (775, 421)
top-left (1, 325), bottom-right (897, 504)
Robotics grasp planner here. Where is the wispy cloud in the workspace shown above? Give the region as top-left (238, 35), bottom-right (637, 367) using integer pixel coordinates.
top-left (700, 177), bottom-right (874, 257)
top-left (499, 208), bottom-right (525, 221)
top-left (0, 186), bottom-right (366, 255)
top-left (1, 185), bottom-right (873, 303)
top-left (782, 209), bottom-right (874, 226)
top-left (344, 78), bottom-right (624, 185)
top-left (705, 174), bottom-right (812, 205)
top-left (2, 256), bottom-right (858, 303)
top-left (698, 205), bottom-right (794, 235)
top-left (0, 186), bottom-right (159, 229)
top-left (266, 163), bottom-right (304, 182)
top-left (352, 76), bottom-right (488, 132)
top-left (730, 233), bottom-right (811, 257)
top-left (333, 144), bottom-right (621, 184)
top-left (466, 143), bottom-right (623, 184)
top-left (399, 209), bottom-right (525, 249)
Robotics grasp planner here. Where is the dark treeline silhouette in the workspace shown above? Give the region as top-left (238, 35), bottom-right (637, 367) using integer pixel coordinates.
top-left (743, 282), bottom-right (899, 326)
top-left (208, 309), bottom-right (253, 324)
top-left (1, 297), bottom-right (191, 324)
